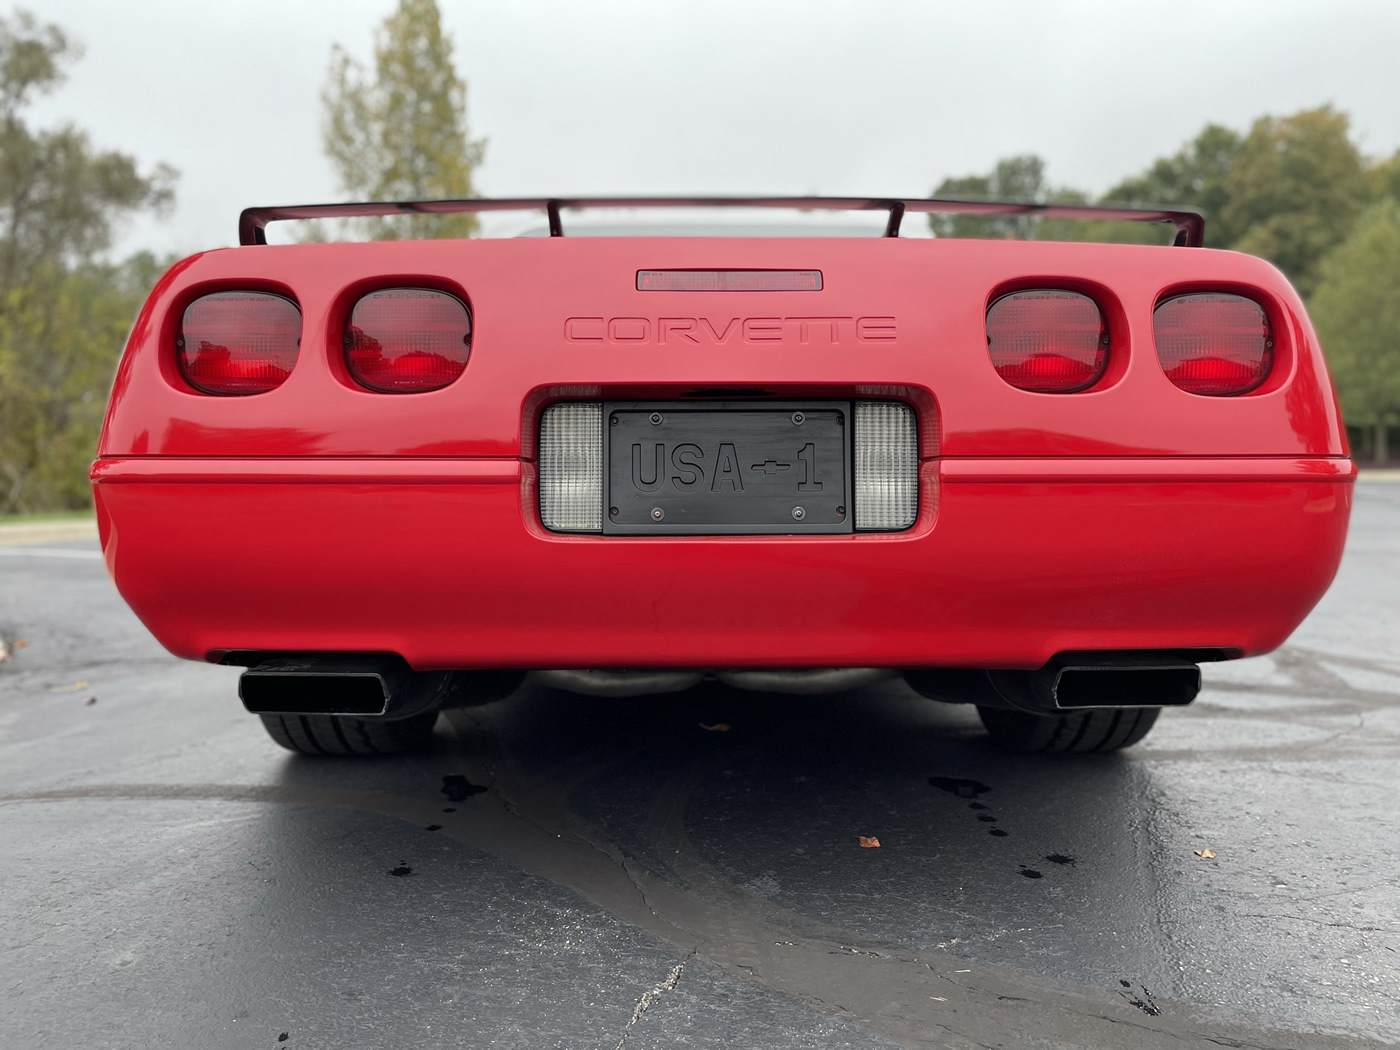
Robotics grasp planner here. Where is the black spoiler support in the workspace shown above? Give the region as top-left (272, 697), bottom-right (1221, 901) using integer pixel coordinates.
top-left (238, 196), bottom-right (1205, 248)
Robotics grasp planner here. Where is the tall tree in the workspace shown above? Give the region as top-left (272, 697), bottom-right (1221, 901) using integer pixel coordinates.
top-left (0, 10), bottom-right (174, 513)
top-left (1219, 107), bottom-right (1369, 297)
top-left (929, 155), bottom-right (1049, 240)
top-left (321, 0), bottom-right (485, 240)
top-left (1309, 200), bottom-right (1400, 463)
top-left (1102, 123), bottom-right (1242, 245)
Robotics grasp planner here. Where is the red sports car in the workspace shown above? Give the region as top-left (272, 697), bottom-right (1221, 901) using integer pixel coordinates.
top-left (91, 197), bottom-right (1354, 756)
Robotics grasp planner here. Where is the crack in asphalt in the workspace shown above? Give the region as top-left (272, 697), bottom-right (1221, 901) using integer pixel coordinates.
top-left (610, 955), bottom-right (692, 1050)
top-left (1237, 913), bottom-right (1394, 934)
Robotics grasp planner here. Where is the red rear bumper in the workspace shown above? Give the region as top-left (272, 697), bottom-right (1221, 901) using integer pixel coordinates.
top-left (91, 455), bottom-right (1353, 669)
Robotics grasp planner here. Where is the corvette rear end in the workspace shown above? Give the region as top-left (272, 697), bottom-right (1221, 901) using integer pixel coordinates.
top-left (91, 198), bottom-right (1354, 754)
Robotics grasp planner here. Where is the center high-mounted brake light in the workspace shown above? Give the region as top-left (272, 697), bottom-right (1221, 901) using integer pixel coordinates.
top-left (637, 270), bottom-right (823, 292)
top-left (345, 288), bottom-right (472, 393)
top-left (985, 290), bottom-right (1109, 393)
top-left (177, 291), bottom-right (301, 395)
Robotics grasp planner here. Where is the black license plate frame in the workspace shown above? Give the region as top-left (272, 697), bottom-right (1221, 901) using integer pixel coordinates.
top-left (603, 401), bottom-right (852, 535)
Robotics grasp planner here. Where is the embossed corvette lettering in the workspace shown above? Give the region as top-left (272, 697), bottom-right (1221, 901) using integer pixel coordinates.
top-left (563, 316), bottom-right (897, 344)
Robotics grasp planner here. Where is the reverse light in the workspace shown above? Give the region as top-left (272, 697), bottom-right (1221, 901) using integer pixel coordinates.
top-left (345, 288), bottom-right (471, 393)
top-left (178, 291), bottom-right (300, 395)
top-left (986, 290), bottom-right (1108, 393)
top-left (1154, 293), bottom-right (1273, 396)
top-left (854, 401), bottom-right (918, 531)
top-left (539, 402), bottom-right (603, 532)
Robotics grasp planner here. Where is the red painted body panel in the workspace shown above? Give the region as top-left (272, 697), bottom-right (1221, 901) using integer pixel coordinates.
top-left (93, 236), bottom-right (1353, 670)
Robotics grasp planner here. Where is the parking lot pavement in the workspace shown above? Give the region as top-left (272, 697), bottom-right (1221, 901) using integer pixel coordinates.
top-left (1, 483), bottom-right (1397, 1050)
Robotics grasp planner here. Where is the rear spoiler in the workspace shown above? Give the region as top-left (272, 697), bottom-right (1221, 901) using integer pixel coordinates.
top-left (238, 196), bottom-right (1205, 248)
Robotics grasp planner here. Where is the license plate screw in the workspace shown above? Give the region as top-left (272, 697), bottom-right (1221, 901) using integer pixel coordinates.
top-left (649, 412), bottom-right (663, 425)
top-left (791, 411), bottom-right (805, 425)
top-left (651, 507), bottom-right (665, 521)
top-left (610, 415), bottom-right (619, 426)
top-left (609, 506), bottom-right (619, 517)
top-left (836, 505), bottom-right (845, 516)
top-left (792, 506), bottom-right (806, 520)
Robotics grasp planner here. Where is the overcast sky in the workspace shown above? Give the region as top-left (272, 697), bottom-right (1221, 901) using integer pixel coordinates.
top-left (30, 0), bottom-right (1400, 256)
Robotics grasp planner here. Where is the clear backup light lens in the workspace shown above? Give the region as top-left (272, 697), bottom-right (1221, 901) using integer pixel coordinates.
top-left (178, 291), bottom-right (300, 395)
top-left (539, 403), bottom-right (603, 532)
top-left (1153, 293), bottom-right (1273, 395)
top-left (854, 401), bottom-right (918, 531)
top-left (346, 288), bottom-right (471, 393)
top-left (985, 290), bottom-right (1108, 393)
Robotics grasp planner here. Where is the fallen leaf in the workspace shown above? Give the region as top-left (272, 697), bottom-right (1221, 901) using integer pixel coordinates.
top-left (1194, 849), bottom-right (1216, 859)
top-left (83, 696), bottom-right (97, 706)
top-left (698, 723), bottom-right (731, 732)
top-left (50, 680), bottom-right (88, 693)
top-left (858, 835), bottom-right (881, 848)
top-left (14, 638), bottom-right (26, 648)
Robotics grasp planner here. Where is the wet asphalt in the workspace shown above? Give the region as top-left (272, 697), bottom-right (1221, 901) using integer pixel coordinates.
top-left (1, 483), bottom-right (1397, 1050)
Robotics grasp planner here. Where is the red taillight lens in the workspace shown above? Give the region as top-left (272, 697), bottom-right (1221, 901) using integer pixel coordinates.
top-left (178, 291), bottom-right (300, 395)
top-left (986, 290), bottom-right (1108, 393)
top-left (1154, 293), bottom-right (1272, 396)
top-left (345, 288), bottom-right (471, 393)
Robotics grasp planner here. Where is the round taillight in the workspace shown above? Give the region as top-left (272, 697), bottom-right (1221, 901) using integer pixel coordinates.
top-left (1154, 293), bottom-right (1273, 396)
top-left (178, 291), bottom-right (300, 395)
top-left (345, 288), bottom-right (471, 393)
top-left (986, 290), bottom-right (1108, 393)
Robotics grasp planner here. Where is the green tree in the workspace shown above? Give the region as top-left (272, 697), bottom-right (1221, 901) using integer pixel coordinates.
top-left (1, 254), bottom-right (167, 510)
top-left (1102, 123), bottom-right (1242, 245)
top-left (929, 155), bottom-right (1057, 240)
top-left (1219, 107), bottom-right (1369, 297)
top-left (321, 0), bottom-right (485, 240)
top-left (928, 155), bottom-right (1173, 245)
top-left (0, 10), bottom-right (174, 513)
top-left (1309, 200), bottom-right (1400, 463)
top-left (1368, 149), bottom-right (1400, 204)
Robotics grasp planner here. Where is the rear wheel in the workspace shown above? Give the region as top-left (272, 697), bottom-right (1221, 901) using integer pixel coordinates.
top-left (259, 711), bottom-right (440, 756)
top-left (977, 705), bottom-right (1160, 754)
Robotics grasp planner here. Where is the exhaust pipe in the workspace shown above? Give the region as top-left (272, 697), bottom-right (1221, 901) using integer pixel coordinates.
top-left (717, 668), bottom-right (896, 694)
top-left (1009, 656), bottom-right (1201, 711)
top-left (529, 669), bottom-right (704, 697)
top-left (906, 653), bottom-right (1202, 713)
top-left (239, 655), bottom-right (448, 719)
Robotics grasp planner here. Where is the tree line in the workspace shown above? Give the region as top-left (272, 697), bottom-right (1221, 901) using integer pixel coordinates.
top-left (0, 1), bottom-right (1396, 514)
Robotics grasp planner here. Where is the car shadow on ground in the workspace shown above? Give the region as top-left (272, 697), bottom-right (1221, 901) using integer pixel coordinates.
top-left (270, 678), bottom-right (1174, 995)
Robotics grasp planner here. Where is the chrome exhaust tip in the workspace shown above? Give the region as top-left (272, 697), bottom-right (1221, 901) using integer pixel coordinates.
top-left (239, 655), bottom-right (412, 717)
top-left (905, 652), bottom-right (1204, 713)
top-left (1044, 661), bottom-right (1201, 710)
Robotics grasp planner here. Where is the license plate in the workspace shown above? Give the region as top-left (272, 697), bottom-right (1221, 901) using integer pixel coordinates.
top-left (603, 402), bottom-right (852, 534)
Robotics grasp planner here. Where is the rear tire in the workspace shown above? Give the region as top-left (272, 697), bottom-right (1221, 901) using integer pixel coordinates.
top-left (259, 711), bottom-right (440, 756)
top-left (977, 705), bottom-right (1160, 754)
